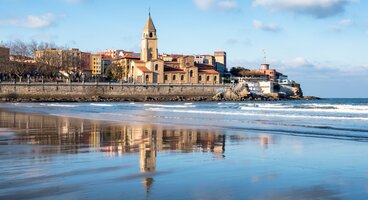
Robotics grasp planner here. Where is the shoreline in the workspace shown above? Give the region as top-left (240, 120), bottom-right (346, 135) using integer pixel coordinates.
top-left (0, 94), bottom-right (320, 102)
top-left (0, 82), bottom-right (319, 102)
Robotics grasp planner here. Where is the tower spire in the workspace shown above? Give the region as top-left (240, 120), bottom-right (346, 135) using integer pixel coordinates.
top-left (262, 49), bottom-right (267, 64)
top-left (149, 7), bottom-right (151, 16)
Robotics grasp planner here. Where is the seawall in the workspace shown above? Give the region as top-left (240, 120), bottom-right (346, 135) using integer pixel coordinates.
top-left (0, 82), bottom-right (229, 102)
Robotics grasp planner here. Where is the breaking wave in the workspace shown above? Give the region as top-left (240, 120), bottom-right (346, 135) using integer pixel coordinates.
top-left (40, 103), bottom-right (78, 108)
top-left (144, 104), bottom-right (196, 108)
top-left (146, 108), bottom-right (368, 121)
top-left (90, 103), bottom-right (113, 107)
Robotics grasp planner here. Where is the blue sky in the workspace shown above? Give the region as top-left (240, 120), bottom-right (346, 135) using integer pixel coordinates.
top-left (0, 0), bottom-right (367, 98)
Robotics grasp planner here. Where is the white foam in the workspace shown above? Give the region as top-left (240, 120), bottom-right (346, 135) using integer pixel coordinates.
top-left (144, 104), bottom-right (196, 108)
top-left (40, 103), bottom-right (77, 108)
top-left (147, 108), bottom-right (368, 121)
top-left (239, 106), bottom-right (368, 114)
top-left (90, 103), bottom-right (113, 107)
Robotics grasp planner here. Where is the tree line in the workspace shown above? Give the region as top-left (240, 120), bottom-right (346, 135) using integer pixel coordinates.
top-left (0, 40), bottom-right (85, 82)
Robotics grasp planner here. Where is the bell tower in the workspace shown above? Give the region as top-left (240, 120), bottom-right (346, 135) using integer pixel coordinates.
top-left (141, 12), bottom-right (158, 62)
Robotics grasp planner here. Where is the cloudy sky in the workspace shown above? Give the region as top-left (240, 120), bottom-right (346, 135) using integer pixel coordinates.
top-left (0, 0), bottom-right (367, 97)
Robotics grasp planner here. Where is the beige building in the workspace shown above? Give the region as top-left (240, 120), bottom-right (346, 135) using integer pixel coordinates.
top-left (35, 48), bottom-right (82, 70)
top-left (91, 54), bottom-right (102, 76)
top-left (214, 51), bottom-right (226, 76)
top-left (0, 47), bottom-right (10, 61)
top-left (127, 14), bottom-right (221, 84)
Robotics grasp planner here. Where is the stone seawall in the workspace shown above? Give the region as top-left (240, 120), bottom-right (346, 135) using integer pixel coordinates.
top-left (0, 82), bottom-right (230, 102)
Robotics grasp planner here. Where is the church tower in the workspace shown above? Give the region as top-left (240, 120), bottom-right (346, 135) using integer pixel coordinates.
top-left (141, 12), bottom-right (158, 62)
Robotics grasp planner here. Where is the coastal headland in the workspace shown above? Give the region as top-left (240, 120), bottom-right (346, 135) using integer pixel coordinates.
top-left (0, 82), bottom-right (317, 102)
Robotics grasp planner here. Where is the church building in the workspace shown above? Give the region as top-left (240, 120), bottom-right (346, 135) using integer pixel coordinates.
top-left (128, 13), bottom-right (221, 84)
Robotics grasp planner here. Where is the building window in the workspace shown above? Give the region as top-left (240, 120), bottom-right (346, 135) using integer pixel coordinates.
top-left (181, 75), bottom-right (184, 81)
top-left (199, 75), bottom-right (202, 81)
top-left (173, 75), bottom-right (176, 80)
top-left (206, 76), bottom-right (210, 81)
top-left (164, 74), bottom-right (168, 80)
top-left (190, 70), bottom-right (193, 77)
top-left (149, 32), bottom-right (153, 38)
top-left (155, 64), bottom-right (158, 71)
top-left (145, 75), bottom-right (149, 82)
top-left (214, 76), bottom-right (217, 81)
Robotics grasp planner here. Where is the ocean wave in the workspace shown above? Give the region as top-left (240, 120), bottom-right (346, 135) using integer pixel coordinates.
top-left (40, 103), bottom-right (78, 108)
top-left (144, 104), bottom-right (196, 108)
top-left (239, 106), bottom-right (368, 114)
top-left (90, 103), bottom-right (113, 107)
top-left (147, 108), bottom-right (368, 121)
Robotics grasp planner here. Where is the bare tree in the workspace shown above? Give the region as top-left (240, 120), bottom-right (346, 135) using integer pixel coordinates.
top-left (5, 40), bottom-right (34, 82)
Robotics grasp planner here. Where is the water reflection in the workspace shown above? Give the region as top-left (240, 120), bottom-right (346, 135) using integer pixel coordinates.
top-left (0, 110), bottom-right (230, 197)
top-left (0, 110), bottom-right (365, 199)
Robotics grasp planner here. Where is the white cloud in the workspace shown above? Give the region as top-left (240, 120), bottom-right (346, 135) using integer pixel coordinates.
top-left (339, 19), bottom-right (353, 26)
top-left (329, 18), bottom-right (353, 32)
top-left (252, 0), bottom-right (353, 18)
top-left (282, 57), bottom-right (310, 67)
top-left (218, 0), bottom-right (238, 10)
top-left (194, 0), bottom-right (215, 10)
top-left (0, 13), bottom-right (58, 29)
top-left (253, 20), bottom-right (282, 32)
top-left (194, 0), bottom-right (238, 11)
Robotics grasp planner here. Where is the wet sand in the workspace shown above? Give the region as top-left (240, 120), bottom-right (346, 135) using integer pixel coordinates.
top-left (0, 109), bottom-right (368, 199)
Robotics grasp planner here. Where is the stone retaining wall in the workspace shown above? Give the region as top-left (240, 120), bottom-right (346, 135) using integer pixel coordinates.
top-left (0, 82), bottom-right (230, 101)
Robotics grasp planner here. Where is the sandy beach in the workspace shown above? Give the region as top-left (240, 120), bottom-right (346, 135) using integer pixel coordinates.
top-left (0, 100), bottom-right (368, 199)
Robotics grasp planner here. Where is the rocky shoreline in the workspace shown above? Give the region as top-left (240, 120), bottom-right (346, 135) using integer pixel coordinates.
top-left (0, 94), bottom-right (320, 102)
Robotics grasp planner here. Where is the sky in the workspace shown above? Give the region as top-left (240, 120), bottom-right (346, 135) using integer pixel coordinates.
top-left (0, 0), bottom-right (367, 98)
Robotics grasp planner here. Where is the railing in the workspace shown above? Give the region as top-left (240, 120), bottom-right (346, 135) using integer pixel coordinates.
top-left (0, 81), bottom-right (232, 87)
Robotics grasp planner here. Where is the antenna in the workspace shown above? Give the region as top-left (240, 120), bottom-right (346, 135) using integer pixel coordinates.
top-left (262, 49), bottom-right (267, 64)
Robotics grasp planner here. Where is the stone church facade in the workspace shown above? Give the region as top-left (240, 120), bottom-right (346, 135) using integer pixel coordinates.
top-left (128, 14), bottom-right (221, 84)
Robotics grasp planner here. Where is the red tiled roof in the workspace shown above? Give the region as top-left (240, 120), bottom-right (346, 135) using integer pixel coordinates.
top-left (241, 71), bottom-right (265, 76)
top-left (164, 66), bottom-right (185, 73)
top-left (137, 66), bottom-right (152, 73)
top-left (195, 63), bottom-right (214, 68)
top-left (165, 61), bottom-right (180, 64)
top-left (133, 60), bottom-right (145, 63)
top-left (121, 55), bottom-right (140, 59)
top-left (198, 69), bottom-right (219, 74)
top-left (162, 54), bottom-right (183, 58)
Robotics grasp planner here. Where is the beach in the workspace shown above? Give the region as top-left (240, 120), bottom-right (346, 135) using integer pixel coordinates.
top-left (0, 99), bottom-right (368, 199)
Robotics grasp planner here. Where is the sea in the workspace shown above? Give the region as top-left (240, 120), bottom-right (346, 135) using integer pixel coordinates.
top-left (0, 99), bottom-right (367, 199)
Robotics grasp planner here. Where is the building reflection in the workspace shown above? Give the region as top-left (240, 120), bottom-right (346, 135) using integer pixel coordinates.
top-left (0, 110), bottom-right (275, 194)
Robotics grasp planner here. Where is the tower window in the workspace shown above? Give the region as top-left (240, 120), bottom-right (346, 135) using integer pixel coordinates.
top-left (155, 64), bottom-right (158, 71)
top-left (190, 70), bottom-right (193, 77)
top-left (149, 32), bottom-right (153, 38)
top-left (181, 75), bottom-right (184, 81)
top-left (173, 75), bottom-right (176, 80)
top-left (199, 75), bottom-right (202, 81)
top-left (207, 76), bottom-right (210, 81)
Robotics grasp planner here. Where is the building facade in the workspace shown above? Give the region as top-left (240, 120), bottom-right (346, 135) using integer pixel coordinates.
top-left (0, 47), bottom-right (10, 62)
top-left (214, 51), bottom-right (227, 76)
top-left (35, 48), bottom-right (83, 72)
top-left (91, 54), bottom-right (102, 76)
top-left (127, 14), bottom-right (221, 84)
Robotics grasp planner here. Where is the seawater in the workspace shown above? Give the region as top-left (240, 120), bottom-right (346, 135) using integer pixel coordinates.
top-left (0, 99), bottom-right (368, 199)
top-left (4, 99), bottom-right (368, 140)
